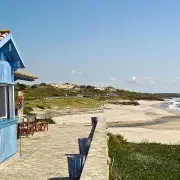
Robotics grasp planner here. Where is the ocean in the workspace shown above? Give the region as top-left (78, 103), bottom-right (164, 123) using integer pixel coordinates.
top-left (158, 98), bottom-right (180, 114)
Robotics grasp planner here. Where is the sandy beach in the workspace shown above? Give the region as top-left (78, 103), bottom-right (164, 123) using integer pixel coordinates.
top-left (105, 100), bottom-right (175, 124)
top-left (106, 100), bottom-right (180, 144)
top-left (53, 100), bottom-right (180, 144)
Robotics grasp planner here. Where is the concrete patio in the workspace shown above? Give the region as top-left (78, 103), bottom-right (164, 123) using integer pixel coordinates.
top-left (0, 113), bottom-right (107, 180)
top-left (0, 120), bottom-right (91, 179)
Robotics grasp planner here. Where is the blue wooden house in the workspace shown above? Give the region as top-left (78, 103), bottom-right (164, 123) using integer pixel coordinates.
top-left (0, 30), bottom-right (36, 164)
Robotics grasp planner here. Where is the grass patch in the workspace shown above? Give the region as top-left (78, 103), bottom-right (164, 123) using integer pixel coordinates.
top-left (24, 97), bottom-right (103, 110)
top-left (23, 107), bottom-right (33, 115)
top-left (108, 133), bottom-right (180, 180)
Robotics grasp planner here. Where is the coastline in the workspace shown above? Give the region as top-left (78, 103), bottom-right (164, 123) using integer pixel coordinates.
top-left (108, 101), bottom-right (180, 128)
top-left (105, 100), bottom-right (177, 124)
top-left (106, 100), bottom-right (180, 144)
top-left (52, 100), bottom-right (180, 127)
top-left (51, 100), bottom-right (180, 144)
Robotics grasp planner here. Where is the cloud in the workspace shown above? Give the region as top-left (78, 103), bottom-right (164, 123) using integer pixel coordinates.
top-left (142, 77), bottom-right (160, 85)
top-left (149, 81), bottom-right (155, 85)
top-left (153, 77), bottom-right (160, 81)
top-left (109, 77), bottom-right (116, 82)
top-left (128, 76), bottom-right (137, 83)
top-left (127, 76), bottom-right (160, 85)
top-left (70, 69), bottom-right (84, 76)
top-left (132, 76), bottom-right (136, 81)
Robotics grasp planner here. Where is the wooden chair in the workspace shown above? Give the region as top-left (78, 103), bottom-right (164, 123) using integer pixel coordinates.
top-left (35, 120), bottom-right (48, 132)
top-left (35, 114), bottom-right (49, 132)
top-left (28, 122), bottom-right (35, 135)
top-left (18, 121), bottom-right (35, 137)
top-left (19, 122), bottom-right (30, 137)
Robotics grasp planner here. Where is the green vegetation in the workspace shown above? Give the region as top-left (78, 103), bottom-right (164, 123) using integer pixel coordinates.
top-left (14, 83), bottom-right (165, 114)
top-left (47, 118), bottom-right (56, 124)
top-left (24, 97), bottom-right (102, 110)
top-left (108, 101), bottom-right (140, 106)
top-left (108, 133), bottom-right (180, 180)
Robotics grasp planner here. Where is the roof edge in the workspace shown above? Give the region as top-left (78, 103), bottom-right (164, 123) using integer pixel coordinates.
top-left (0, 33), bottom-right (25, 68)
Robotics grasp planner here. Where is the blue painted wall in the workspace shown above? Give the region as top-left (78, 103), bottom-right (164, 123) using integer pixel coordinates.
top-left (0, 60), bottom-right (13, 84)
top-left (0, 33), bottom-right (24, 163)
top-left (0, 123), bottom-right (17, 163)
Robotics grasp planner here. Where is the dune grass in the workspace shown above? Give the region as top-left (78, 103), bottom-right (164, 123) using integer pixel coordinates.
top-left (108, 133), bottom-right (180, 180)
top-left (14, 83), bottom-right (164, 114)
top-left (23, 97), bottom-right (103, 114)
top-left (25, 97), bottom-right (102, 109)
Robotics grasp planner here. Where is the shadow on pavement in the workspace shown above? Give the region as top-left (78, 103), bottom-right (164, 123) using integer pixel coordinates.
top-left (48, 177), bottom-right (70, 180)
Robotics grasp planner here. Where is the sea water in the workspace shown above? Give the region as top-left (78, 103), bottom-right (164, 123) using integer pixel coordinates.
top-left (158, 98), bottom-right (180, 114)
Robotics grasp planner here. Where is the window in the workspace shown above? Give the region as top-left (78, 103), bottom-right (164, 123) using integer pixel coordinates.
top-left (0, 86), bottom-right (7, 118)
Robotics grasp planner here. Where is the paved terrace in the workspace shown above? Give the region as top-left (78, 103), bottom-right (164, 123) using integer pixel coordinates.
top-left (81, 116), bottom-right (107, 180)
top-left (0, 113), bottom-right (108, 180)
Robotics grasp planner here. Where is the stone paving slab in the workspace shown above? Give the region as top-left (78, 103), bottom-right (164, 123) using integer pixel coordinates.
top-left (0, 123), bottom-right (91, 180)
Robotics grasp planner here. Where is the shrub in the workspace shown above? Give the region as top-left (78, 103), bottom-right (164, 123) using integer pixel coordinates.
top-left (31, 85), bottom-right (38, 89)
top-left (24, 107), bottom-right (33, 115)
top-left (108, 133), bottom-right (127, 147)
top-left (47, 118), bottom-right (56, 124)
top-left (109, 101), bottom-right (140, 106)
top-left (36, 105), bottom-right (45, 109)
top-left (97, 96), bottom-right (108, 101)
top-left (40, 83), bottom-right (47, 86)
top-left (19, 84), bottom-right (27, 90)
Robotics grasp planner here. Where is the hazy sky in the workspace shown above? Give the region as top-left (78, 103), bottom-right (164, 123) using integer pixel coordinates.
top-left (1, 0), bottom-right (180, 93)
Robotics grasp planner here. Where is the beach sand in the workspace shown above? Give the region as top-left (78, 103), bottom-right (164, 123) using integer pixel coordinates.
top-left (105, 100), bottom-right (175, 123)
top-left (106, 100), bottom-right (180, 144)
top-left (54, 100), bottom-right (180, 144)
top-left (108, 127), bottom-right (180, 144)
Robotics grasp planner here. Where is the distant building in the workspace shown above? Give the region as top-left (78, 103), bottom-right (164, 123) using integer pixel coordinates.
top-left (107, 92), bottom-right (117, 97)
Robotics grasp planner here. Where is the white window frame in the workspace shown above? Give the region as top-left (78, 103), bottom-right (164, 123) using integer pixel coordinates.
top-left (0, 85), bottom-right (8, 119)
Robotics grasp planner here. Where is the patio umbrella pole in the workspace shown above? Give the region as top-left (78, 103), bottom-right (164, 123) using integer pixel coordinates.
top-left (18, 105), bottom-right (24, 158)
top-left (18, 91), bottom-right (24, 158)
top-left (19, 115), bottom-right (25, 158)
top-left (20, 120), bottom-right (22, 157)
top-left (18, 106), bottom-right (23, 158)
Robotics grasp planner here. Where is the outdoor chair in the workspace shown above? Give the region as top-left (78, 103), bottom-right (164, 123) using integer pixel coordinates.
top-left (35, 114), bottom-right (50, 132)
top-left (18, 121), bottom-right (35, 137)
top-left (18, 122), bottom-right (30, 137)
top-left (35, 119), bottom-right (48, 132)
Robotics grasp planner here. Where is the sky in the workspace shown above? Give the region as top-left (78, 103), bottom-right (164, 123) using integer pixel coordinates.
top-left (1, 0), bottom-right (180, 93)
